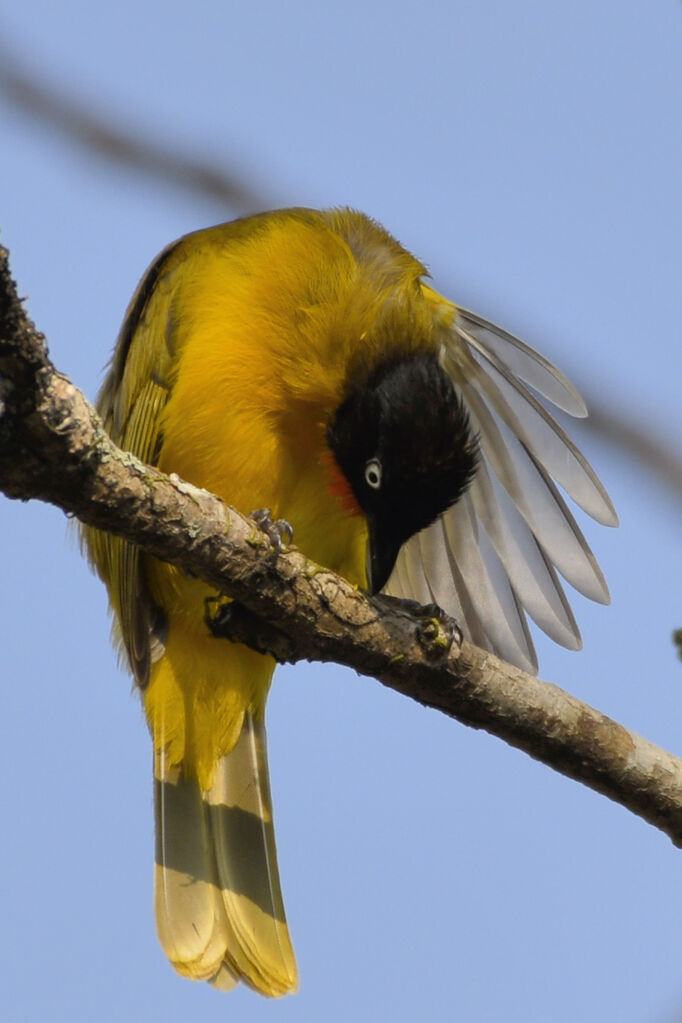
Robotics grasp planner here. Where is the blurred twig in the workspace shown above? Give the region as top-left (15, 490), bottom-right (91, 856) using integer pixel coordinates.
top-left (673, 630), bottom-right (682, 662)
top-left (578, 397), bottom-right (682, 500)
top-left (0, 41), bottom-right (272, 214)
top-left (1, 41), bottom-right (680, 503)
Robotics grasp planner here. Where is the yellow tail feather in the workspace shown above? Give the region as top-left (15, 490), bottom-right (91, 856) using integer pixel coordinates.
top-left (154, 713), bottom-right (298, 996)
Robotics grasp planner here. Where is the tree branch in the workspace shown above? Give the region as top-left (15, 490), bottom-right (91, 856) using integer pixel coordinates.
top-left (2, 240), bottom-right (682, 848)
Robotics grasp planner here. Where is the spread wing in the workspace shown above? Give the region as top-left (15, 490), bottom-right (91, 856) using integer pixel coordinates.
top-left (387, 299), bottom-right (618, 673)
top-left (83, 241), bottom-right (181, 685)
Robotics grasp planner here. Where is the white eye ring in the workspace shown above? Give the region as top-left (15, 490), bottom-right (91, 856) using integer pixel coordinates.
top-left (364, 458), bottom-right (382, 489)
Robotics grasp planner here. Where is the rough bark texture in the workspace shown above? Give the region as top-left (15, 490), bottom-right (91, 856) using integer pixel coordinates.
top-left (3, 241), bottom-right (682, 848)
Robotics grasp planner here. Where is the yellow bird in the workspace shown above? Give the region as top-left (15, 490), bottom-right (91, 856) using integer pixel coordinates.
top-left (83, 208), bottom-right (616, 996)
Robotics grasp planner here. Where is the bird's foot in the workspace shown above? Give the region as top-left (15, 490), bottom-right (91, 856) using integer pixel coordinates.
top-left (373, 594), bottom-right (462, 655)
top-left (204, 595), bottom-right (237, 638)
top-left (250, 508), bottom-right (294, 554)
top-left (204, 594), bottom-right (294, 662)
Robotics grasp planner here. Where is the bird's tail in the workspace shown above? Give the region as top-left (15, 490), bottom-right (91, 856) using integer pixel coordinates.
top-left (153, 710), bottom-right (298, 996)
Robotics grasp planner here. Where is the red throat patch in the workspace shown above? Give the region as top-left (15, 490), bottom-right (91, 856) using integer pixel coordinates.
top-left (321, 450), bottom-right (362, 516)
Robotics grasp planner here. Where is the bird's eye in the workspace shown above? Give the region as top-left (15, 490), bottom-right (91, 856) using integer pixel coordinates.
top-left (364, 458), bottom-right (382, 489)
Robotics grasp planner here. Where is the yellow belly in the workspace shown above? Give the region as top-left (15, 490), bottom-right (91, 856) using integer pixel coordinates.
top-left (143, 328), bottom-right (368, 789)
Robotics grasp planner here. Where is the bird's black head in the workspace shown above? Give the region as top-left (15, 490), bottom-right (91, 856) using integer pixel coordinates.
top-left (326, 349), bottom-right (479, 593)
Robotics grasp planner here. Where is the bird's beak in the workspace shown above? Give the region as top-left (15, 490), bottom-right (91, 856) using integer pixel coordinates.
top-left (368, 518), bottom-right (401, 595)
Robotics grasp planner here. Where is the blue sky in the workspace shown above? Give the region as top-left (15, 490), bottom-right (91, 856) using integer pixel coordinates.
top-left (1, 2), bottom-right (681, 1020)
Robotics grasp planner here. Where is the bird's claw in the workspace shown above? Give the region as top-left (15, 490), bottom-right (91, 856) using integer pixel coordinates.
top-left (250, 508), bottom-right (294, 554)
top-left (204, 595), bottom-right (234, 638)
top-left (374, 594), bottom-right (462, 654)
